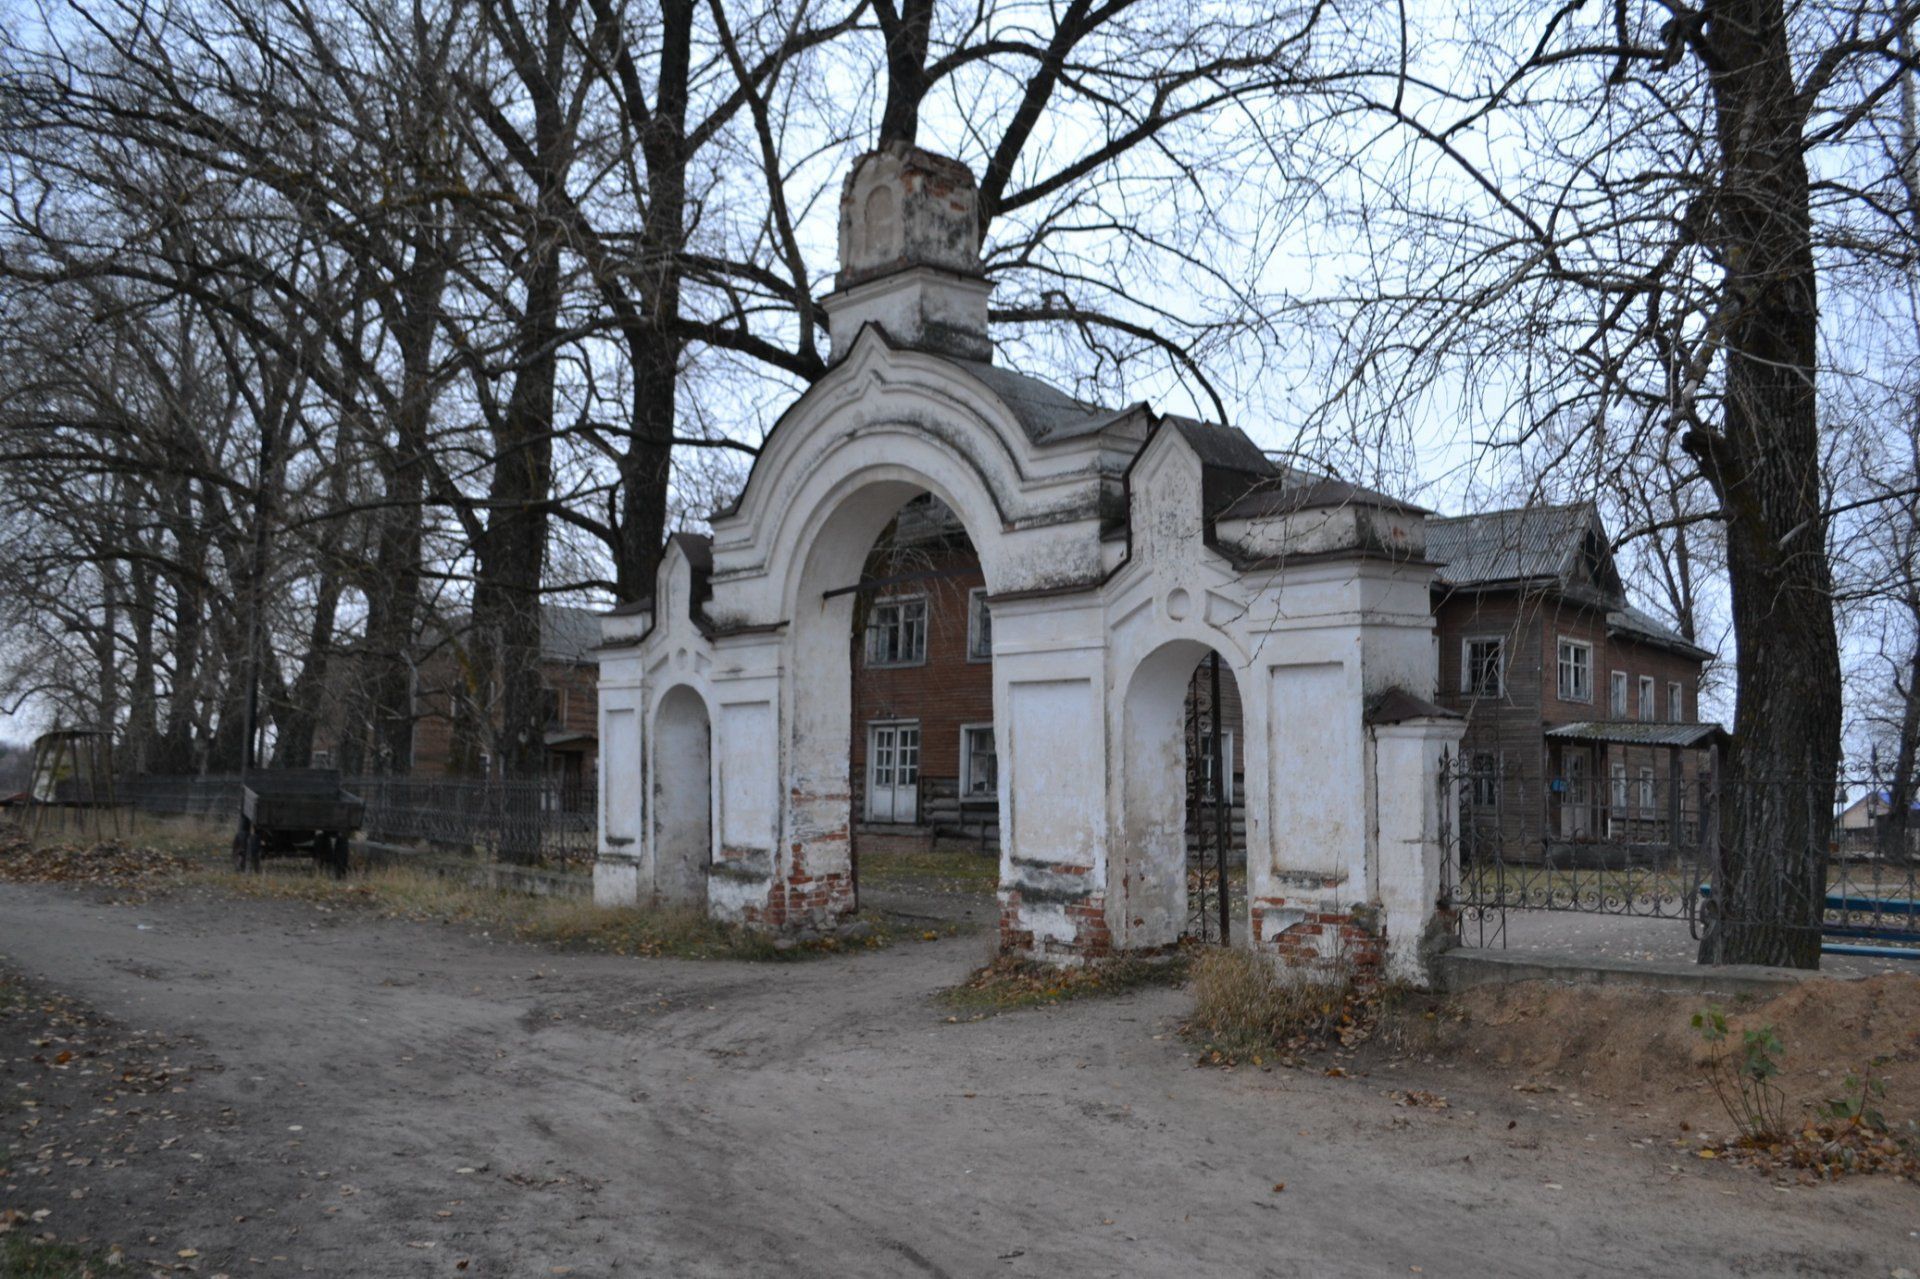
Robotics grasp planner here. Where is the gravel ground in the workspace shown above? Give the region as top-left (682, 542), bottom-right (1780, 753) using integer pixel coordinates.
top-left (4, 879), bottom-right (1918, 1278)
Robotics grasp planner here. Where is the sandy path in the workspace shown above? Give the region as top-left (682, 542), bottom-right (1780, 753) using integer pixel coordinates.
top-left (2, 881), bottom-right (1913, 1278)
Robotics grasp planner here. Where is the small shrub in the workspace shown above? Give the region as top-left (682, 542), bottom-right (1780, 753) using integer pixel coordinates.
top-left (1183, 948), bottom-right (1374, 1067)
top-left (1821, 1067), bottom-right (1890, 1133)
top-left (1691, 1005), bottom-right (1788, 1142)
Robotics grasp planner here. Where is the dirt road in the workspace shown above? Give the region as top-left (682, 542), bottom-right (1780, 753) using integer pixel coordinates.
top-left (2, 881), bottom-right (1913, 1277)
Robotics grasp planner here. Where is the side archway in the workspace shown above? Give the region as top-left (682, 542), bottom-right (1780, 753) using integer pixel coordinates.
top-left (652, 684), bottom-right (712, 908)
top-left (1117, 637), bottom-right (1251, 949)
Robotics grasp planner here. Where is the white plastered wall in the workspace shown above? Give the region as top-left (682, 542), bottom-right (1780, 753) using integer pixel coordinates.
top-left (595, 334), bottom-right (1461, 980)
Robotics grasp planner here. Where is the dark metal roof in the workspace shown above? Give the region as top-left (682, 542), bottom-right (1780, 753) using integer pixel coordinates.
top-left (944, 356), bottom-right (1137, 444)
top-left (1426, 502), bottom-right (1603, 588)
top-left (1607, 603), bottom-right (1713, 660)
top-left (1544, 720), bottom-right (1727, 749)
top-left (1365, 687), bottom-right (1462, 725)
top-left (670, 531), bottom-right (713, 574)
top-left (1162, 416), bottom-right (1281, 477)
top-left (1218, 474), bottom-right (1429, 520)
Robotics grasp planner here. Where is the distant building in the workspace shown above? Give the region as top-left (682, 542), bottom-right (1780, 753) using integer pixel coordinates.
top-left (1838, 789), bottom-right (1920, 853)
top-left (312, 604), bottom-right (601, 789)
top-left (1428, 503), bottom-right (1720, 863)
top-left (844, 494), bottom-right (1245, 859)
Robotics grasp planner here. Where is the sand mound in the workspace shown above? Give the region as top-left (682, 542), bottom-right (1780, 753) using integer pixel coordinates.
top-left (1411, 973), bottom-right (1920, 1132)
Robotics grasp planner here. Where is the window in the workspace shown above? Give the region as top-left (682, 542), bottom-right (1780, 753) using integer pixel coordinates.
top-left (1638, 676), bottom-right (1656, 721)
top-left (311, 749), bottom-right (332, 768)
top-left (540, 686), bottom-right (562, 726)
top-left (961, 724), bottom-right (997, 795)
top-left (1609, 670), bottom-right (1629, 717)
top-left (1668, 680), bottom-right (1685, 722)
top-left (1610, 761), bottom-right (1629, 811)
top-left (966, 588), bottom-right (993, 661)
top-left (865, 596), bottom-right (927, 666)
top-left (1558, 639), bottom-right (1593, 702)
top-left (1197, 731), bottom-right (1235, 803)
top-left (1470, 752), bottom-right (1500, 807)
top-left (1638, 767), bottom-right (1656, 814)
top-left (1461, 637), bottom-right (1504, 697)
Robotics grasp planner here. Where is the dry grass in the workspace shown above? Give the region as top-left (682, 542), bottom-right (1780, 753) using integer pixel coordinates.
top-left (197, 863), bottom-right (893, 961)
top-left (858, 848), bottom-right (1000, 893)
top-left (938, 952), bottom-right (1189, 1016)
top-left (1183, 948), bottom-right (1382, 1068)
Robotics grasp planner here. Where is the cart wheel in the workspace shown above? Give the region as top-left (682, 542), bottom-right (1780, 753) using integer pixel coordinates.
top-left (245, 829), bottom-right (264, 874)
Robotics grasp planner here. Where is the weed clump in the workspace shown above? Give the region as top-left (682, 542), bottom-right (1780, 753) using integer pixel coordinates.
top-left (939, 952), bottom-right (1188, 1016)
top-left (1183, 947), bottom-right (1378, 1068)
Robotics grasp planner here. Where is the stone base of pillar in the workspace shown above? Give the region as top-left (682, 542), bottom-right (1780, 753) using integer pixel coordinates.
top-left (592, 857), bottom-right (642, 907)
top-left (1250, 894), bottom-right (1389, 983)
top-left (996, 889), bottom-right (1113, 963)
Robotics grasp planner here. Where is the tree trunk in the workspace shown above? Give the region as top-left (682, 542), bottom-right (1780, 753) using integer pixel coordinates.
top-left (1689, 0), bottom-right (1843, 968)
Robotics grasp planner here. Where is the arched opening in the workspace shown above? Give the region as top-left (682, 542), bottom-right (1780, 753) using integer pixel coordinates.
top-left (785, 479), bottom-right (999, 925)
top-left (1120, 640), bottom-right (1248, 949)
top-left (652, 684), bottom-right (712, 908)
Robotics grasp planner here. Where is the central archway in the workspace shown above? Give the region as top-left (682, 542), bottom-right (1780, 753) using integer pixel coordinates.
top-left (777, 465), bottom-right (1008, 930)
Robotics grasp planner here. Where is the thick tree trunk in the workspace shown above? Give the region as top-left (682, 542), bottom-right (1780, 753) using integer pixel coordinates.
top-left (1884, 612), bottom-right (1920, 863)
top-left (271, 562), bottom-right (341, 769)
top-left (125, 557), bottom-right (159, 774)
top-left (359, 262), bottom-right (443, 776)
top-left (1689, 0), bottom-right (1843, 969)
top-left (611, 0), bottom-right (690, 601)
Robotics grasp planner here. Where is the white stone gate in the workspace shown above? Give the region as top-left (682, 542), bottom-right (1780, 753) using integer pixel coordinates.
top-left (595, 144), bottom-right (1464, 983)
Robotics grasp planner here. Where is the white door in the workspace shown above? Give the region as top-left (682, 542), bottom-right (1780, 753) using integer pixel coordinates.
top-left (1562, 753), bottom-right (1590, 837)
top-left (867, 723), bottom-right (920, 823)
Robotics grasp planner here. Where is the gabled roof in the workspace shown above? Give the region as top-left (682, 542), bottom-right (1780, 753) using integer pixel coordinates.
top-left (1607, 603), bottom-right (1712, 661)
top-left (538, 605), bottom-right (605, 663)
top-left (714, 330), bottom-right (1146, 518)
top-left (1216, 474), bottom-right (1430, 521)
top-left (1162, 415), bottom-right (1281, 477)
top-left (944, 356), bottom-right (1141, 445)
top-left (1425, 502), bottom-right (1611, 591)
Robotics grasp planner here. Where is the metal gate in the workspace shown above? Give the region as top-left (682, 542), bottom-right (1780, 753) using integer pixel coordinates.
top-left (1438, 753), bottom-right (1710, 948)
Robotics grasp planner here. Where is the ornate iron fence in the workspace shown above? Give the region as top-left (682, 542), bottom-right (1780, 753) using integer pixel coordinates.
top-left (1440, 757), bottom-right (1920, 961)
top-left (119, 773), bottom-right (597, 866)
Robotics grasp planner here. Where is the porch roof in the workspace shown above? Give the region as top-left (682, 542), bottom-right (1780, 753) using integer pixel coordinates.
top-left (1544, 720), bottom-right (1727, 750)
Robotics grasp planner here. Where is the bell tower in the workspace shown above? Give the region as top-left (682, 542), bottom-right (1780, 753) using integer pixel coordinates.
top-left (823, 143), bottom-right (992, 363)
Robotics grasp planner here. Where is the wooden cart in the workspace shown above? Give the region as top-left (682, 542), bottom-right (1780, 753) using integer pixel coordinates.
top-left (234, 769), bottom-right (365, 877)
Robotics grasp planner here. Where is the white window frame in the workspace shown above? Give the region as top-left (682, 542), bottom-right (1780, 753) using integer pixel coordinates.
top-left (1197, 730), bottom-right (1235, 804)
top-left (1610, 760), bottom-right (1629, 811)
top-left (1558, 638), bottom-right (1593, 703)
top-left (865, 595), bottom-right (928, 668)
top-left (966, 588), bottom-right (992, 662)
top-left (1638, 766), bottom-right (1656, 814)
top-left (1469, 752), bottom-right (1501, 808)
top-left (1609, 669), bottom-right (1629, 717)
top-left (1637, 675), bottom-right (1656, 721)
top-left (1668, 680), bottom-right (1685, 722)
top-left (959, 722), bottom-right (997, 795)
top-left (1460, 636), bottom-right (1505, 697)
